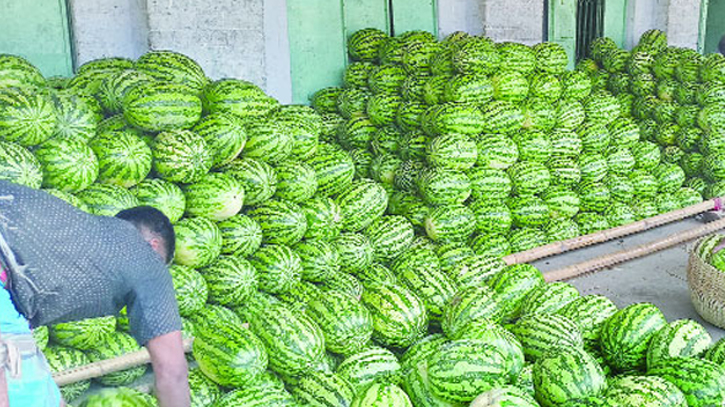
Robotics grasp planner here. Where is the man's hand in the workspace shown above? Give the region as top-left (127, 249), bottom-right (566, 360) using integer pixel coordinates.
top-left (146, 331), bottom-right (190, 407)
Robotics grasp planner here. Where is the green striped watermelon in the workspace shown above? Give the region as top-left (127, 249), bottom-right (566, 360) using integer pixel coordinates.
top-left (76, 183), bottom-right (140, 216)
top-left (648, 357), bottom-right (725, 407)
top-left (600, 302), bottom-right (667, 373)
top-left (199, 255), bottom-right (257, 307)
top-left (336, 346), bottom-right (401, 393)
top-left (49, 316), bottom-right (116, 350)
top-left (646, 319), bottom-right (712, 369)
top-left (89, 130), bottom-right (152, 188)
top-left (533, 347), bottom-right (606, 407)
top-left (307, 290), bottom-right (373, 356)
top-left (0, 54), bottom-right (46, 89)
top-left (173, 217), bottom-right (222, 268)
top-left (122, 81), bottom-right (202, 132)
top-left (129, 178), bottom-right (186, 223)
top-left (151, 129), bottom-right (213, 184)
top-left (193, 320), bottom-right (268, 387)
top-left (510, 313), bottom-right (585, 362)
top-left (169, 264), bottom-right (208, 317)
top-left (0, 86), bottom-right (56, 146)
top-left (362, 282), bottom-right (428, 348)
top-left (0, 140), bottom-right (42, 188)
top-left (248, 244), bottom-right (302, 295)
top-left (203, 78), bottom-right (279, 119)
top-left (84, 331), bottom-right (146, 386)
top-left (43, 346), bottom-right (91, 402)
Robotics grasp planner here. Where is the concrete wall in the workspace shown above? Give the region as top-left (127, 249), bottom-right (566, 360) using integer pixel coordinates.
top-left (481, 0), bottom-right (546, 45)
top-left (665, 0), bottom-right (703, 49)
top-left (69, 0), bottom-right (149, 64)
top-left (438, 0), bottom-right (545, 44)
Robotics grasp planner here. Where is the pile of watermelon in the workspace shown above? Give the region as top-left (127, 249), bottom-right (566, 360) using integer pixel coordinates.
top-left (1, 26), bottom-right (725, 407)
top-left (308, 28), bottom-right (725, 254)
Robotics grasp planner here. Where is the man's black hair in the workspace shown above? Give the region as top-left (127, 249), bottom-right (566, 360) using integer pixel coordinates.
top-left (116, 206), bottom-right (175, 263)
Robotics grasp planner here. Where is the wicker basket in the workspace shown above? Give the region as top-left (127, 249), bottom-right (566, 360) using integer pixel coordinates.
top-left (687, 236), bottom-right (725, 329)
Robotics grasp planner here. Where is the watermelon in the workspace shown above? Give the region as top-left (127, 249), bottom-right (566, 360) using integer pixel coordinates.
top-left (173, 217), bottom-right (222, 268)
top-left (329, 233), bottom-right (373, 275)
top-left (122, 81), bottom-right (202, 132)
top-left (49, 316), bottom-right (116, 350)
top-left (193, 320), bottom-right (268, 387)
top-left (510, 313), bottom-right (585, 362)
top-left (79, 387), bottom-right (155, 407)
top-left (203, 78), bottom-right (279, 119)
top-left (348, 28), bottom-right (389, 62)
top-left (43, 346), bottom-right (91, 402)
top-left (169, 264), bottom-right (208, 317)
top-left (84, 331), bottom-right (146, 386)
top-left (182, 172), bottom-right (244, 221)
top-left (192, 112), bottom-right (247, 168)
top-left (336, 347), bottom-right (402, 393)
top-left (599, 302), bottom-right (667, 373)
top-left (0, 86), bottom-right (56, 146)
top-left (344, 62), bottom-right (375, 89)
top-left (207, 387), bottom-right (297, 407)
top-left (351, 383), bottom-right (412, 407)
top-left (248, 244), bottom-right (302, 295)
top-left (442, 285), bottom-right (505, 338)
top-left (519, 282), bottom-right (579, 316)
top-left (480, 101), bottom-right (525, 134)
top-left (488, 264), bottom-right (545, 320)
top-left (129, 178), bottom-right (186, 223)
top-left (364, 215), bottom-right (415, 261)
top-left (199, 255), bottom-right (257, 307)
top-left (240, 293), bottom-right (325, 376)
top-left (544, 219), bottom-right (580, 243)
top-left (543, 186), bottom-right (581, 219)
top-left (470, 386), bottom-right (539, 407)
top-left (152, 129), bottom-right (213, 184)
top-left (307, 143), bottom-right (356, 197)
top-left (453, 37), bottom-right (501, 75)
top-left (646, 319), bottom-right (712, 369)
top-left (135, 50), bottom-right (207, 90)
top-left (475, 133), bottom-right (519, 169)
top-left (426, 133), bottom-right (478, 170)
top-left (425, 204), bottom-right (475, 243)
top-left (188, 367), bottom-right (223, 407)
top-left (605, 375), bottom-right (686, 407)
top-left (243, 120), bottom-right (293, 164)
top-left (508, 227), bottom-right (548, 253)
top-left (428, 339), bottom-right (511, 402)
top-left (443, 74), bottom-right (494, 105)
top-left (312, 87), bottom-right (344, 113)
top-left (336, 178), bottom-right (389, 232)
top-left (300, 196), bottom-right (343, 241)
top-left (417, 167), bottom-right (472, 206)
top-left (508, 161), bottom-right (551, 196)
top-left (361, 282), bottom-right (428, 348)
top-left (247, 199), bottom-right (307, 245)
top-left (0, 54), bottom-right (46, 89)
top-left (392, 248), bottom-right (457, 320)
top-left (89, 130), bottom-right (152, 188)
top-left (76, 183), bottom-right (140, 216)
top-left (290, 370), bottom-right (355, 407)
top-left (648, 357), bottom-right (725, 407)
top-left (533, 347), bottom-right (607, 407)
top-left (35, 137), bottom-right (99, 193)
top-left (0, 140), bottom-right (42, 188)
top-left (470, 199), bottom-right (512, 235)
top-left (509, 195), bottom-right (550, 227)
top-left (306, 290), bottom-right (373, 356)
top-left (492, 71), bottom-right (530, 103)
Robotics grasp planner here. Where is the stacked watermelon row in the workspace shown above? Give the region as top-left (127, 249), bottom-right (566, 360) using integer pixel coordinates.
top-left (308, 28), bottom-right (724, 257)
top-left (1, 29), bottom-right (725, 407)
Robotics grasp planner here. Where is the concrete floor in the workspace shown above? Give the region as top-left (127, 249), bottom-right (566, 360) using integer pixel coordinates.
top-left (534, 216), bottom-right (725, 342)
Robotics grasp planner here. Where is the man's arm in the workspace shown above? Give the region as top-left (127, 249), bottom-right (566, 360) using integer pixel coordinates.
top-left (146, 331), bottom-right (190, 407)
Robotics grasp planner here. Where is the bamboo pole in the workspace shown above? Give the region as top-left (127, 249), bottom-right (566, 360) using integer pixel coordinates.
top-left (53, 338), bottom-right (194, 387)
top-left (544, 216), bottom-right (725, 282)
top-left (503, 198), bottom-right (722, 265)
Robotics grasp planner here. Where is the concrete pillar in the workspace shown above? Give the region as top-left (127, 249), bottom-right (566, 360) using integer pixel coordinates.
top-left (481, 0), bottom-right (546, 45)
top-left (68, 0), bottom-right (149, 66)
top-left (666, 0), bottom-right (703, 49)
top-left (626, 0), bottom-right (669, 49)
top-left (437, 0), bottom-right (486, 38)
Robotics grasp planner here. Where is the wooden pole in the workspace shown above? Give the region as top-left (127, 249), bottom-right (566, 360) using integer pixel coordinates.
top-left (53, 338), bottom-right (193, 387)
top-left (544, 216), bottom-right (725, 282)
top-left (503, 198), bottom-right (721, 265)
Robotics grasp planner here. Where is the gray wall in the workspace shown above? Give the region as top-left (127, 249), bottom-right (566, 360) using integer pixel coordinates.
top-left (437, 0), bottom-right (545, 44)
